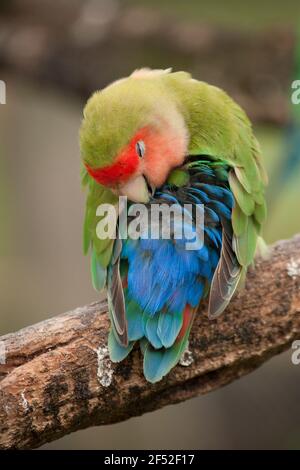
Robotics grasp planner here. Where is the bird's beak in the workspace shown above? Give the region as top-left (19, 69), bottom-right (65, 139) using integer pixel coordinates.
top-left (118, 175), bottom-right (155, 203)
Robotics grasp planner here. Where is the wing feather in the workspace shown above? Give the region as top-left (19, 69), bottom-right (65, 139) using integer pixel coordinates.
top-left (208, 228), bottom-right (242, 319)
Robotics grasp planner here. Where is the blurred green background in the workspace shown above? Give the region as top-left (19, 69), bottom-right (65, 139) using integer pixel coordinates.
top-left (0, 0), bottom-right (300, 450)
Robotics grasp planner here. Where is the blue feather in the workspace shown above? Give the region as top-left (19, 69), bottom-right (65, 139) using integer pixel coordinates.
top-left (204, 206), bottom-right (220, 224)
top-left (143, 346), bottom-right (165, 383)
top-left (126, 296), bottom-right (144, 341)
top-left (144, 314), bottom-right (163, 348)
top-left (204, 227), bottom-right (222, 248)
top-left (188, 188), bottom-right (210, 203)
top-left (143, 333), bottom-right (189, 383)
top-left (197, 184), bottom-right (234, 208)
top-left (209, 200), bottom-right (231, 220)
top-left (156, 192), bottom-right (179, 204)
top-left (108, 330), bottom-right (134, 362)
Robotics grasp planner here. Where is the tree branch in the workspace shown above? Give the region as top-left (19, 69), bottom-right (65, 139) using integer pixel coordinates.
top-left (0, 235), bottom-right (300, 449)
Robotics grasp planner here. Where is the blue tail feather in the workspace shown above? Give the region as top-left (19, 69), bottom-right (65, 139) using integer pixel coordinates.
top-left (143, 320), bottom-right (191, 383)
top-left (157, 311), bottom-right (183, 348)
top-left (108, 329), bottom-right (134, 362)
top-left (144, 314), bottom-right (163, 349)
top-left (126, 296), bottom-right (144, 341)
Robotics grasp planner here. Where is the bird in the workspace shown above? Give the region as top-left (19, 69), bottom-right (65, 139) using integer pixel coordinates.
top-left (79, 68), bottom-right (267, 383)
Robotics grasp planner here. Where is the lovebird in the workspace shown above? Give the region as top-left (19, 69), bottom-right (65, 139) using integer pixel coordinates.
top-left (80, 69), bottom-right (267, 383)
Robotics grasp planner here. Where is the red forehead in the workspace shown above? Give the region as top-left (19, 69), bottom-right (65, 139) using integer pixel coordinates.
top-left (85, 128), bottom-right (149, 186)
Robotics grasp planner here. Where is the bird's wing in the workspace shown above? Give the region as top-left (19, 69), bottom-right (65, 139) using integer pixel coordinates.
top-left (189, 109), bottom-right (267, 318)
top-left (82, 167), bottom-right (128, 345)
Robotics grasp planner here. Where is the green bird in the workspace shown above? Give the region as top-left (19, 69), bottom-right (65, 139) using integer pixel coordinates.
top-left (80, 68), bottom-right (267, 383)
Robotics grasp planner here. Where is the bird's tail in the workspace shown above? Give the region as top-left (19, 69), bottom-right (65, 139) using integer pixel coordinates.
top-left (142, 305), bottom-right (196, 383)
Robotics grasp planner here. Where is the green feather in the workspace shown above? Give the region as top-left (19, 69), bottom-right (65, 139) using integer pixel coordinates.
top-left (83, 207), bottom-right (93, 255)
top-left (235, 166), bottom-right (252, 193)
top-left (232, 202), bottom-right (248, 237)
top-left (254, 200), bottom-right (267, 225)
top-left (252, 188), bottom-right (265, 205)
top-left (91, 249), bottom-right (107, 291)
top-left (233, 216), bottom-right (258, 266)
top-left (80, 163), bottom-right (89, 188)
top-left (167, 168), bottom-right (189, 187)
top-left (82, 175), bottom-right (118, 267)
top-left (228, 171), bottom-right (255, 216)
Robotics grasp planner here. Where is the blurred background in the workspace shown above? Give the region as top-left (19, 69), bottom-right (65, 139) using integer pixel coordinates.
top-left (1, 0), bottom-right (300, 450)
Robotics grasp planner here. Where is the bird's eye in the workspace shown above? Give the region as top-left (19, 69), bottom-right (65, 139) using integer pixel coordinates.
top-left (136, 140), bottom-right (145, 158)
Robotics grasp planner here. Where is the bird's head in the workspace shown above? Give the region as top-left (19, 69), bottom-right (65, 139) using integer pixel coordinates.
top-left (80, 69), bottom-right (188, 202)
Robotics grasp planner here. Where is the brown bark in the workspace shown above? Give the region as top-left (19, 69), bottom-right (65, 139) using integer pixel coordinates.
top-left (0, 235), bottom-right (300, 449)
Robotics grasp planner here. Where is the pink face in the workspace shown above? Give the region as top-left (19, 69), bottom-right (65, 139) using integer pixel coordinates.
top-left (85, 125), bottom-right (187, 190)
